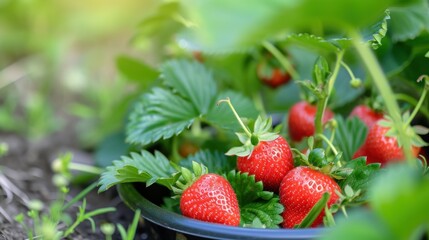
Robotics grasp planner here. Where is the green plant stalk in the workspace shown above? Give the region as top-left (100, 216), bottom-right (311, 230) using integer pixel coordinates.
top-left (68, 163), bottom-right (103, 175)
top-left (217, 98), bottom-right (252, 137)
top-left (62, 182), bottom-right (98, 211)
top-left (340, 61), bottom-right (358, 81)
top-left (262, 41), bottom-right (300, 80)
top-left (404, 85), bottom-right (428, 126)
top-left (126, 209), bottom-right (141, 240)
top-left (314, 51), bottom-right (344, 148)
top-left (395, 93), bottom-right (429, 120)
top-left (350, 30), bottom-right (414, 163)
top-left (63, 207), bottom-right (116, 237)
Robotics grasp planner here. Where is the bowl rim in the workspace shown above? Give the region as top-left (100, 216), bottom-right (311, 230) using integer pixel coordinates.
top-left (117, 183), bottom-right (326, 240)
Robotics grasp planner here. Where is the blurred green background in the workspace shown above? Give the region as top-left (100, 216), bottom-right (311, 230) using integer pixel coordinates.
top-left (0, 0), bottom-right (160, 146)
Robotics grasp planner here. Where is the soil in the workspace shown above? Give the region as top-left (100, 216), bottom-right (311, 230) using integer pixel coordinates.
top-left (0, 130), bottom-right (147, 240)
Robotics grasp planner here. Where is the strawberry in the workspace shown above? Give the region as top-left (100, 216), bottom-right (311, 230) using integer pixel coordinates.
top-left (180, 173), bottom-right (240, 226)
top-left (174, 163), bottom-right (240, 226)
top-left (179, 140), bottom-right (199, 158)
top-left (349, 104), bottom-right (383, 128)
top-left (353, 122), bottom-right (421, 166)
top-left (192, 51), bottom-right (204, 63)
top-left (219, 98), bottom-right (294, 192)
top-left (257, 64), bottom-right (291, 88)
top-left (279, 166), bottom-right (341, 228)
top-left (237, 136), bottom-right (294, 191)
top-left (288, 101), bottom-right (334, 142)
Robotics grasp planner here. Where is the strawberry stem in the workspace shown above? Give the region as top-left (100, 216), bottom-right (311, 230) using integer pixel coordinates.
top-left (217, 97), bottom-right (252, 137)
top-left (314, 51), bottom-right (344, 148)
top-left (315, 133), bottom-right (342, 167)
top-left (404, 76), bottom-right (429, 126)
top-left (341, 61), bottom-right (356, 80)
top-left (350, 30), bottom-right (415, 164)
top-left (262, 41), bottom-right (300, 80)
top-left (395, 93), bottom-right (429, 120)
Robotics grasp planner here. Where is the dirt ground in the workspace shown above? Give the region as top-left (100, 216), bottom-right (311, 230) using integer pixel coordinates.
top-left (0, 131), bottom-right (146, 240)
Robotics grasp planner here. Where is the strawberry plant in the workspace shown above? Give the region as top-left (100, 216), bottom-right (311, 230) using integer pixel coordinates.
top-left (97, 0), bottom-right (429, 238)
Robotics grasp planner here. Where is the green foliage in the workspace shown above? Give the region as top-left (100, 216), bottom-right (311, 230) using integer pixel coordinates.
top-left (336, 158), bottom-right (380, 203)
top-left (116, 209), bottom-right (141, 240)
top-left (15, 175), bottom-right (115, 239)
top-left (295, 192), bottom-right (330, 228)
top-left (179, 149), bottom-right (236, 174)
top-left (94, 132), bottom-right (130, 168)
top-left (333, 116), bottom-right (368, 162)
top-left (205, 90), bottom-right (259, 131)
top-left (389, 0), bottom-right (429, 43)
top-left (161, 60), bottom-right (217, 114)
top-left (98, 151), bottom-right (179, 191)
top-left (363, 10), bottom-right (390, 50)
top-left (127, 87), bottom-right (197, 145)
top-left (0, 143), bottom-right (8, 157)
top-left (226, 171), bottom-right (283, 228)
top-left (116, 55), bottom-right (159, 86)
top-left (180, 0), bottom-right (416, 52)
top-left (126, 60), bottom-right (259, 145)
top-left (321, 163), bottom-right (429, 240)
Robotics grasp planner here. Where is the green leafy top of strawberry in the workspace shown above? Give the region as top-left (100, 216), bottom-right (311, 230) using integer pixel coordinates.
top-left (171, 161), bottom-right (209, 196)
top-left (378, 114), bottom-right (428, 148)
top-left (218, 97), bottom-right (278, 157)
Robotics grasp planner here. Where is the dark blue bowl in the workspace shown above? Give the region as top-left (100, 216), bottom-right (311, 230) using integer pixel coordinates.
top-left (117, 183), bottom-right (325, 240)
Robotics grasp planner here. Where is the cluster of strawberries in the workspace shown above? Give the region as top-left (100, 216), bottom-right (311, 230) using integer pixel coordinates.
top-left (177, 99), bottom-right (423, 228)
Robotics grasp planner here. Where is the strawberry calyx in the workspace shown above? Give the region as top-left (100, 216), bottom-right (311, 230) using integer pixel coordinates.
top-left (218, 97), bottom-right (278, 157)
top-left (378, 114), bottom-right (428, 148)
top-left (292, 147), bottom-right (343, 179)
top-left (171, 161), bottom-right (209, 197)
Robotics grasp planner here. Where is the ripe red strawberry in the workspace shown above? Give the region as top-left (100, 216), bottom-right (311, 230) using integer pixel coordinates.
top-left (180, 173), bottom-right (240, 226)
top-left (288, 101), bottom-right (334, 142)
top-left (219, 98), bottom-right (294, 192)
top-left (353, 123), bottom-right (421, 166)
top-left (279, 166), bottom-right (341, 228)
top-left (237, 136), bottom-right (294, 191)
top-left (349, 105), bottom-right (383, 128)
top-left (257, 64), bottom-right (292, 88)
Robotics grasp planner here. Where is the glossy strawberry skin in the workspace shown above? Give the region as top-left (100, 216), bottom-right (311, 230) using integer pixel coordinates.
top-left (180, 174), bottom-right (240, 226)
top-left (288, 101), bottom-right (334, 142)
top-left (279, 166), bottom-right (341, 228)
top-left (237, 136), bottom-right (294, 192)
top-left (354, 124), bottom-right (420, 166)
top-left (349, 105), bottom-right (383, 128)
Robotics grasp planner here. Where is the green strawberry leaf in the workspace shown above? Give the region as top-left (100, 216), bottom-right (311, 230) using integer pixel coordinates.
top-left (389, 0), bottom-right (429, 43)
top-left (206, 90), bottom-right (259, 131)
top-left (278, 33), bottom-right (340, 54)
top-left (127, 60), bottom-right (231, 145)
top-left (362, 10), bottom-right (390, 49)
top-left (226, 171), bottom-right (283, 228)
top-left (336, 157), bottom-right (381, 202)
top-left (369, 163), bottom-right (429, 239)
top-left (294, 192), bottom-right (330, 228)
top-left (134, 1), bottom-right (184, 51)
top-left (161, 60), bottom-right (217, 114)
top-left (116, 55), bottom-right (159, 86)
top-left (240, 198), bottom-right (284, 228)
top-left (98, 150), bottom-right (178, 192)
top-left (333, 116), bottom-right (368, 162)
top-left (181, 0), bottom-right (412, 52)
top-left (225, 145), bottom-right (254, 157)
top-left (179, 149), bottom-right (236, 174)
top-left (126, 88), bottom-right (197, 145)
